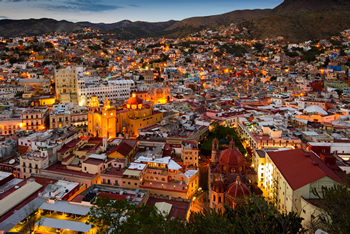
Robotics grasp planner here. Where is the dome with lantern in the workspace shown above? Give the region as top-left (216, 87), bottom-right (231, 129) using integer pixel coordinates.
top-left (126, 93), bottom-right (143, 109)
top-left (226, 176), bottom-right (251, 199)
top-left (212, 180), bottom-right (225, 193)
top-left (218, 140), bottom-right (246, 174)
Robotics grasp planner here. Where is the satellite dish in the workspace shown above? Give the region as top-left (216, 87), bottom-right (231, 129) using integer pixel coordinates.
top-left (9, 159), bottom-right (15, 165)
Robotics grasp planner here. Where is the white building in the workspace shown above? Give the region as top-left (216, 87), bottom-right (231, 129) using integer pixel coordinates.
top-left (77, 79), bottom-right (134, 105)
top-left (261, 149), bottom-right (342, 227)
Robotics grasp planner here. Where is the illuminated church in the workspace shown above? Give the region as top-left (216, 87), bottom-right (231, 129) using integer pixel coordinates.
top-left (209, 139), bottom-right (262, 211)
top-left (88, 93), bottom-right (163, 138)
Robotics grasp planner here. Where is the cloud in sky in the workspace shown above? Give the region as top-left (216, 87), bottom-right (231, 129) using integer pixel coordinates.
top-left (0, 16), bottom-right (8, 19)
top-left (41, 0), bottom-right (122, 12)
top-left (1, 0), bottom-right (38, 2)
top-left (0, 0), bottom-right (122, 12)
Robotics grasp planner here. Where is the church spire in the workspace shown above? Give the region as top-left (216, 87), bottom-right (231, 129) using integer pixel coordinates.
top-left (88, 94), bottom-right (100, 112)
top-left (104, 97), bottom-right (111, 109)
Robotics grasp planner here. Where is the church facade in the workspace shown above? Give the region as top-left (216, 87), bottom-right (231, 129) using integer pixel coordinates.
top-left (208, 139), bottom-right (261, 211)
top-left (88, 93), bottom-right (163, 138)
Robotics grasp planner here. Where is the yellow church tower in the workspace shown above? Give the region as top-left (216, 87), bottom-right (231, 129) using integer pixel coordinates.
top-left (88, 95), bottom-right (117, 138)
top-left (101, 97), bottom-right (117, 138)
top-left (88, 94), bottom-right (101, 137)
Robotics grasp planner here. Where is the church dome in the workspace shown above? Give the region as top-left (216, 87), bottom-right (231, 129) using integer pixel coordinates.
top-left (126, 93), bottom-right (143, 109)
top-left (212, 180), bottom-right (225, 193)
top-left (226, 176), bottom-right (251, 198)
top-left (127, 94), bottom-right (143, 105)
top-left (219, 141), bottom-right (245, 167)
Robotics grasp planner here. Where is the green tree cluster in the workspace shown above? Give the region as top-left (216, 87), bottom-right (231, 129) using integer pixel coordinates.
top-left (309, 184), bottom-right (350, 233)
top-left (87, 195), bottom-right (304, 234)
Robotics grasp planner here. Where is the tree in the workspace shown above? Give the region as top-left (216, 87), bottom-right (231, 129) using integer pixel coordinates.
top-left (310, 184), bottom-right (350, 233)
top-left (188, 84), bottom-right (196, 91)
top-left (15, 91), bottom-right (24, 97)
top-left (336, 89), bottom-right (343, 97)
top-left (22, 203), bottom-right (44, 234)
top-left (86, 195), bottom-right (184, 234)
top-left (187, 195), bottom-right (305, 234)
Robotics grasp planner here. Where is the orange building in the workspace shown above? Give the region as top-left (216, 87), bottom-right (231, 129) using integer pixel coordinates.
top-left (88, 94), bottom-right (163, 138)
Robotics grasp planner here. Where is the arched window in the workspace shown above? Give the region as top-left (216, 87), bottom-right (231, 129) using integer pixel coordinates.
top-left (213, 195), bottom-right (216, 202)
top-left (219, 197), bottom-right (222, 203)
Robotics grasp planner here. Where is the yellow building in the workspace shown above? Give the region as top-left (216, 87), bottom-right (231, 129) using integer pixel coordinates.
top-left (54, 65), bottom-right (82, 104)
top-left (88, 93), bottom-right (163, 138)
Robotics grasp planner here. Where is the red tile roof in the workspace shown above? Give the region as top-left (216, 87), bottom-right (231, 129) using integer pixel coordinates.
top-left (107, 140), bottom-right (136, 157)
top-left (83, 158), bottom-right (103, 166)
top-left (98, 192), bottom-right (134, 201)
top-left (267, 149), bottom-right (342, 190)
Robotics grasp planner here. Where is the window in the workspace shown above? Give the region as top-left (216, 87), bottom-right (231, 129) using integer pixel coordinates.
top-left (128, 182), bottom-right (130, 185)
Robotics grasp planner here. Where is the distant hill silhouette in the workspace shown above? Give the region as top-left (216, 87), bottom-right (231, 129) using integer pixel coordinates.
top-left (0, 18), bottom-right (177, 38)
top-left (243, 0), bottom-right (350, 42)
top-left (1, 0), bottom-right (350, 42)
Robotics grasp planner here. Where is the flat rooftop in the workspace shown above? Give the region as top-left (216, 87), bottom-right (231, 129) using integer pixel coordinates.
top-left (44, 164), bottom-right (97, 178)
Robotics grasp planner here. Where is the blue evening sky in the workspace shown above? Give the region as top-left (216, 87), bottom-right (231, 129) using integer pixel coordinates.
top-left (0, 0), bottom-right (283, 23)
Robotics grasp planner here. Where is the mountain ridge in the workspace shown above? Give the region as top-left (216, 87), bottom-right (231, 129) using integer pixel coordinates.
top-left (1, 0), bottom-right (350, 42)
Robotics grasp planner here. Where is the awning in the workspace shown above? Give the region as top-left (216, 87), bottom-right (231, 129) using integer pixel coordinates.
top-left (39, 200), bottom-right (90, 216)
top-left (36, 218), bottom-right (92, 232)
top-left (0, 182), bottom-right (43, 217)
top-left (123, 170), bottom-right (141, 176)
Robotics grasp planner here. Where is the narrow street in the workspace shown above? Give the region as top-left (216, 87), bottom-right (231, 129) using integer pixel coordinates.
top-left (198, 157), bottom-right (209, 191)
